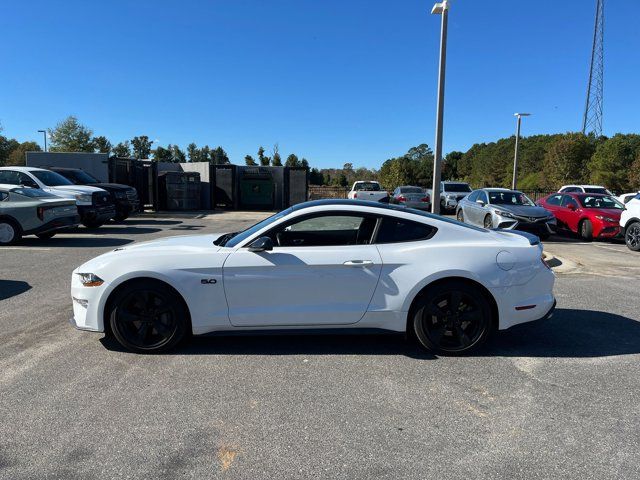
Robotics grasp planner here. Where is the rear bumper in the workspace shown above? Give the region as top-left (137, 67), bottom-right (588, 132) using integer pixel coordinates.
top-left (24, 215), bottom-right (80, 235)
top-left (403, 201), bottom-right (431, 210)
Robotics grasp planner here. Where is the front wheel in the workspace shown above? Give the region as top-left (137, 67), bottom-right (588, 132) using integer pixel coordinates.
top-left (0, 219), bottom-right (21, 246)
top-left (456, 209), bottom-right (464, 223)
top-left (483, 215), bottom-right (493, 229)
top-left (113, 212), bottom-right (129, 222)
top-left (625, 221), bottom-right (640, 251)
top-left (412, 281), bottom-right (493, 355)
top-left (82, 220), bottom-right (104, 229)
top-left (36, 232), bottom-right (56, 240)
top-left (108, 280), bottom-right (189, 353)
top-left (580, 219), bottom-right (593, 241)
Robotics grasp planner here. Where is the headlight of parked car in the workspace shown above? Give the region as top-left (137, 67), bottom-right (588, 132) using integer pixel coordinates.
top-left (75, 194), bottom-right (93, 203)
top-left (76, 273), bottom-right (104, 287)
top-left (494, 209), bottom-right (515, 218)
top-left (595, 215), bottom-right (616, 222)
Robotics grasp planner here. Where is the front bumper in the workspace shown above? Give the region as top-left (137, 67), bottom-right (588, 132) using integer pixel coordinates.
top-left (70, 270), bottom-right (108, 332)
top-left (78, 204), bottom-right (116, 223)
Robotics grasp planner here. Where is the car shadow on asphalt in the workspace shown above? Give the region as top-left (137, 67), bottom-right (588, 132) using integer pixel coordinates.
top-left (99, 308), bottom-right (640, 359)
top-left (0, 280), bottom-right (32, 301)
top-left (118, 219), bottom-right (183, 226)
top-left (24, 237), bottom-right (134, 248)
top-left (68, 227), bottom-right (162, 235)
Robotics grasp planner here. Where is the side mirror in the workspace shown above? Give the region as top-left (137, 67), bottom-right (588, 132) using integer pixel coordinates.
top-left (21, 181), bottom-right (39, 189)
top-left (476, 199), bottom-right (485, 206)
top-left (248, 236), bottom-right (273, 253)
top-left (567, 204), bottom-right (576, 211)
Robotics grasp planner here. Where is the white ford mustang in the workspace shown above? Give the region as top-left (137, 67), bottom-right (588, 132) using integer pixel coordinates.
top-left (70, 200), bottom-right (556, 354)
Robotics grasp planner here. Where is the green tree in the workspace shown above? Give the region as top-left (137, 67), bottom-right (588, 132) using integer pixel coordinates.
top-left (628, 153), bottom-right (640, 190)
top-left (167, 144), bottom-right (185, 163)
top-left (588, 134), bottom-right (640, 192)
top-left (542, 133), bottom-right (594, 189)
top-left (187, 143), bottom-right (201, 162)
top-left (112, 141), bottom-right (132, 157)
top-left (131, 136), bottom-right (153, 159)
top-left (272, 144), bottom-right (282, 166)
top-left (285, 153), bottom-right (300, 167)
top-left (245, 155), bottom-right (257, 166)
top-left (153, 146), bottom-right (173, 162)
top-left (301, 158), bottom-right (309, 168)
top-left (309, 168), bottom-right (323, 185)
top-left (212, 146), bottom-right (229, 164)
top-left (0, 135), bottom-right (20, 166)
top-left (338, 173), bottom-right (348, 187)
top-left (48, 116), bottom-right (94, 152)
top-left (200, 145), bottom-right (211, 162)
top-left (443, 151), bottom-right (463, 180)
top-left (92, 136), bottom-right (112, 154)
top-left (6, 141), bottom-right (41, 166)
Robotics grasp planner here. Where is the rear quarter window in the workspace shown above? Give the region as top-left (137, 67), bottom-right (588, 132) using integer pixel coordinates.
top-left (375, 217), bottom-right (437, 244)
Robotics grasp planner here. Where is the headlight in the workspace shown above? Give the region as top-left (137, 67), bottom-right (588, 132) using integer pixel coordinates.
top-left (494, 209), bottom-right (515, 218)
top-left (595, 215), bottom-right (615, 222)
top-left (76, 273), bottom-right (104, 287)
top-left (446, 194), bottom-right (455, 199)
top-left (75, 194), bottom-right (93, 203)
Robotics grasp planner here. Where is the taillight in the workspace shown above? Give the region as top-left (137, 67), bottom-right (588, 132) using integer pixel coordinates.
top-left (353, 192), bottom-right (357, 198)
top-left (421, 195), bottom-right (430, 202)
top-left (37, 206), bottom-right (45, 220)
top-left (397, 195), bottom-right (406, 202)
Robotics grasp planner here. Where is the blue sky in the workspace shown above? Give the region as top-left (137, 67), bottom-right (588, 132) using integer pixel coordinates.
top-left (1, 0), bottom-right (639, 168)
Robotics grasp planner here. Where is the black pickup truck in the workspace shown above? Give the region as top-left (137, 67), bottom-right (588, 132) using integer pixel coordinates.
top-left (50, 167), bottom-right (140, 221)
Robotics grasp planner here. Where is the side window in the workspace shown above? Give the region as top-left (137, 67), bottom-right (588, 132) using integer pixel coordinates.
top-left (561, 195), bottom-right (578, 208)
top-left (546, 194), bottom-right (562, 206)
top-left (478, 191), bottom-right (488, 204)
top-left (269, 214), bottom-right (376, 247)
top-left (0, 192), bottom-right (8, 201)
top-left (19, 173), bottom-right (36, 186)
top-left (375, 217), bottom-right (437, 244)
top-left (0, 170), bottom-right (21, 185)
top-left (467, 191), bottom-right (479, 202)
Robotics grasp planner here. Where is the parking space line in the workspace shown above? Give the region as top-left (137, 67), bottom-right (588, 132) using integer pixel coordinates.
top-left (3, 247), bottom-right (52, 251)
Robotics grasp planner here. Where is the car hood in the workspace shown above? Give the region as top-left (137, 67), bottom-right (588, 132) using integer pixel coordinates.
top-left (91, 183), bottom-right (135, 191)
top-left (490, 204), bottom-right (551, 217)
top-left (119, 233), bottom-right (225, 251)
top-left (48, 185), bottom-right (107, 195)
top-left (585, 208), bottom-right (623, 218)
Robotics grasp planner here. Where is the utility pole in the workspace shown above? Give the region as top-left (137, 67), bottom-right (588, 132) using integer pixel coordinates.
top-left (430, 1), bottom-right (449, 214)
top-left (512, 113), bottom-right (530, 190)
top-left (37, 130), bottom-right (47, 152)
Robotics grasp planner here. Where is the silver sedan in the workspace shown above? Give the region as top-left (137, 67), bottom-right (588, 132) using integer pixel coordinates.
top-left (390, 186), bottom-right (431, 210)
top-left (456, 188), bottom-right (556, 239)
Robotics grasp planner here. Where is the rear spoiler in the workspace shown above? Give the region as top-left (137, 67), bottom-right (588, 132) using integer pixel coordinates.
top-left (495, 229), bottom-right (540, 246)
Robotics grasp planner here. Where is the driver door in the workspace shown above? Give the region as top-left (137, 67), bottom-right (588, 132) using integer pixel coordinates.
top-left (222, 212), bottom-right (382, 327)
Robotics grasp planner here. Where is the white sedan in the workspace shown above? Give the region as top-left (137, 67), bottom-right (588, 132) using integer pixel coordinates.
top-left (70, 200), bottom-right (556, 354)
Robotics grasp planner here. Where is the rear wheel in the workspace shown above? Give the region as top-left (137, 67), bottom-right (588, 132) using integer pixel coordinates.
top-left (483, 215), bottom-right (493, 229)
top-left (82, 220), bottom-right (104, 229)
top-left (108, 280), bottom-right (189, 353)
top-left (539, 232), bottom-right (550, 240)
top-left (0, 219), bottom-right (21, 246)
top-left (36, 232), bottom-right (56, 240)
top-left (456, 209), bottom-right (464, 222)
top-left (412, 281), bottom-right (493, 355)
top-left (625, 221), bottom-right (640, 251)
top-left (580, 219), bottom-right (593, 241)
top-left (113, 212), bottom-right (129, 222)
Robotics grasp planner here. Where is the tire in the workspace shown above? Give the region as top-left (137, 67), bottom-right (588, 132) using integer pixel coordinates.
top-left (539, 232), bottom-right (550, 241)
top-left (108, 280), bottom-right (190, 353)
top-left (113, 212), bottom-right (129, 222)
top-left (0, 218), bottom-right (22, 246)
top-left (483, 215), bottom-right (493, 229)
top-left (625, 221), bottom-right (640, 251)
top-left (36, 232), bottom-right (56, 240)
top-left (82, 220), bottom-right (104, 229)
top-left (456, 209), bottom-right (464, 223)
top-left (412, 281), bottom-right (493, 355)
top-left (579, 219), bottom-right (593, 241)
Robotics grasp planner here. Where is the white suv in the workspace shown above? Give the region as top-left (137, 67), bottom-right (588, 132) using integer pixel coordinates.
top-left (558, 184), bottom-right (613, 195)
top-left (621, 196), bottom-right (640, 251)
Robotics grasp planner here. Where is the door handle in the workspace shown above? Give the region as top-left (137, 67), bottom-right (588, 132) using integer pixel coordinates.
top-left (343, 260), bottom-right (374, 266)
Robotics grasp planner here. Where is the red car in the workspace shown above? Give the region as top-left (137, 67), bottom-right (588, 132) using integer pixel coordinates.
top-left (537, 192), bottom-right (624, 241)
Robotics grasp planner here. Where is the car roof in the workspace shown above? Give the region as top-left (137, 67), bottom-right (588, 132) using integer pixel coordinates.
top-left (48, 167), bottom-right (80, 171)
top-left (482, 187), bottom-right (516, 192)
top-left (0, 166), bottom-right (47, 172)
top-left (398, 185), bottom-right (423, 189)
top-left (442, 180), bottom-right (468, 183)
top-left (564, 192), bottom-right (610, 198)
top-left (561, 184), bottom-right (607, 188)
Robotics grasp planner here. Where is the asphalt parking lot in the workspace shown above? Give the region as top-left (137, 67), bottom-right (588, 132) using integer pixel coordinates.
top-left (1, 213), bottom-right (639, 479)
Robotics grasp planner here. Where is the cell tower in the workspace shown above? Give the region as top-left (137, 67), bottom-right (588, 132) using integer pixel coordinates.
top-left (582, 0), bottom-right (604, 137)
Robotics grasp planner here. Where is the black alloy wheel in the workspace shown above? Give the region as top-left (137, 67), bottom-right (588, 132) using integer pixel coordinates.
top-left (626, 222), bottom-right (640, 251)
top-left (109, 281), bottom-right (188, 353)
top-left (413, 281), bottom-right (492, 355)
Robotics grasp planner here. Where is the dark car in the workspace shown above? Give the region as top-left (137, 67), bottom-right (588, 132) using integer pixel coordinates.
top-left (50, 167), bottom-right (140, 221)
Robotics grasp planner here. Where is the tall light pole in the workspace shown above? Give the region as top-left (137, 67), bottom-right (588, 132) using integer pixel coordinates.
top-left (37, 130), bottom-right (47, 152)
top-left (511, 113), bottom-right (530, 190)
top-left (430, 1), bottom-right (449, 215)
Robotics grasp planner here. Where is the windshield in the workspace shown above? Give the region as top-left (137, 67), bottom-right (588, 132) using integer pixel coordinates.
top-left (31, 170), bottom-right (74, 186)
top-left (354, 182), bottom-right (380, 191)
top-left (488, 191), bottom-right (534, 206)
top-left (400, 187), bottom-right (423, 194)
top-left (443, 183), bottom-right (472, 192)
top-left (63, 170), bottom-right (99, 184)
top-left (11, 188), bottom-right (59, 198)
top-left (220, 208), bottom-right (293, 248)
top-left (579, 195), bottom-right (624, 209)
